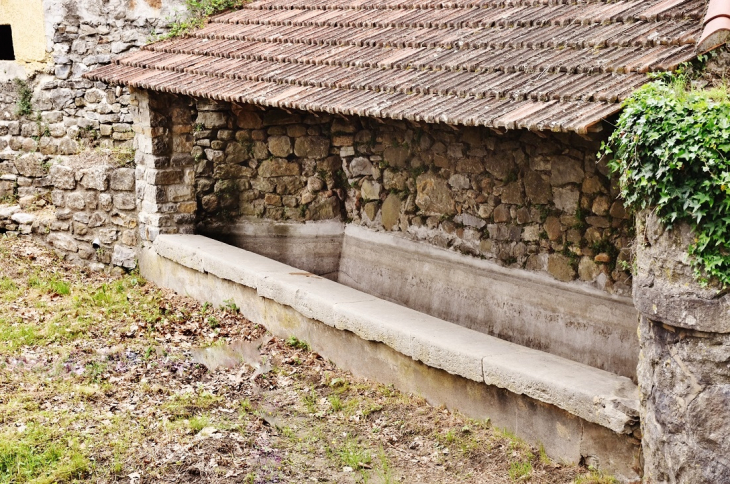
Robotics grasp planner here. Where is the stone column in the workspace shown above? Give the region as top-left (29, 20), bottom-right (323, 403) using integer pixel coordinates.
top-left (633, 210), bottom-right (730, 484)
top-left (130, 88), bottom-right (197, 243)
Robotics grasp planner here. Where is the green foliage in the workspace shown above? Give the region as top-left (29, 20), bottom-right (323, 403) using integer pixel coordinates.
top-left (162, 0), bottom-right (246, 39)
top-left (601, 73), bottom-right (730, 287)
top-left (14, 79), bottom-right (33, 117)
top-left (221, 298), bottom-right (239, 313)
top-left (286, 335), bottom-right (310, 351)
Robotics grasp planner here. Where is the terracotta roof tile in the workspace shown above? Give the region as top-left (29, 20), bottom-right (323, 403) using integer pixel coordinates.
top-left (87, 0), bottom-right (710, 133)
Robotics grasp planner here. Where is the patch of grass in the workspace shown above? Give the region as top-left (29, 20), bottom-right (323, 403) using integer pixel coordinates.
top-left (160, 0), bottom-right (247, 40)
top-left (207, 316), bottom-right (220, 328)
top-left (0, 319), bottom-right (39, 351)
top-left (286, 336), bottom-right (310, 351)
top-left (302, 387), bottom-right (318, 414)
top-left (28, 273), bottom-right (71, 296)
top-left (574, 468), bottom-right (618, 484)
top-left (376, 447), bottom-right (395, 484)
top-left (0, 424), bottom-right (90, 483)
top-left (338, 439), bottom-right (372, 470)
top-left (539, 443), bottom-right (551, 465)
top-left (240, 398), bottom-right (253, 414)
top-left (164, 390), bottom-right (222, 420)
top-left (508, 460), bottom-right (532, 481)
top-left (189, 415), bottom-right (211, 433)
top-left (328, 394), bottom-right (343, 412)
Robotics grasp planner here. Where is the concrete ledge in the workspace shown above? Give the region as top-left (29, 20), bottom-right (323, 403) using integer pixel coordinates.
top-left (153, 234), bottom-right (638, 432)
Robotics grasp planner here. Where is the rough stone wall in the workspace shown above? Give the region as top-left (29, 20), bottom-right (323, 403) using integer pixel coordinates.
top-left (634, 211), bottom-right (730, 484)
top-left (131, 90), bottom-right (197, 243)
top-left (0, 0), bottom-right (181, 167)
top-left (0, 153), bottom-right (138, 270)
top-left (191, 99), bottom-right (633, 294)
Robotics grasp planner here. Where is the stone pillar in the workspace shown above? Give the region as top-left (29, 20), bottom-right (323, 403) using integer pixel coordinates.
top-left (130, 88), bottom-right (197, 243)
top-left (633, 210), bottom-right (730, 484)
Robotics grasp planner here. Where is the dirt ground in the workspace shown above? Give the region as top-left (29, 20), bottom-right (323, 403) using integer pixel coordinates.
top-left (0, 235), bottom-right (615, 484)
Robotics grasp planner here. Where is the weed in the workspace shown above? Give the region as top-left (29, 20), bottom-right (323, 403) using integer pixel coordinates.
top-left (328, 394), bottom-right (343, 412)
top-left (376, 447), bottom-right (395, 484)
top-left (221, 298), bottom-right (239, 313)
top-left (207, 316), bottom-right (220, 328)
top-left (286, 336), bottom-right (310, 351)
top-left (302, 387), bottom-right (318, 413)
top-left (164, 390), bottom-right (222, 420)
top-left (28, 273), bottom-right (71, 296)
top-left (14, 79), bottom-right (33, 117)
top-left (338, 439), bottom-right (372, 470)
top-left (160, 0), bottom-right (247, 40)
top-left (240, 398), bottom-right (253, 414)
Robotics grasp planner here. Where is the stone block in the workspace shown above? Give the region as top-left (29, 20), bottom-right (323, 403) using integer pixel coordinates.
top-left (79, 167), bottom-right (109, 191)
top-left (551, 156), bottom-right (585, 186)
top-left (48, 232), bottom-right (78, 252)
top-left (294, 136), bottom-right (330, 159)
top-left (111, 245), bottom-right (136, 269)
top-left (14, 153), bottom-right (45, 178)
top-left (66, 192), bottom-right (86, 210)
top-left (110, 168), bottom-right (136, 191)
top-left (547, 254), bottom-right (576, 282)
top-left (113, 193), bottom-right (136, 210)
top-left (415, 173), bottom-right (455, 216)
top-left (349, 157), bottom-right (372, 177)
top-left (383, 146), bottom-right (409, 168)
top-left (259, 158), bottom-right (300, 177)
top-left (196, 111), bottom-right (228, 129)
top-left (267, 135), bottom-right (292, 157)
top-left (360, 180), bottom-right (381, 201)
top-left (49, 165), bottom-right (76, 189)
top-left (381, 193), bottom-right (401, 231)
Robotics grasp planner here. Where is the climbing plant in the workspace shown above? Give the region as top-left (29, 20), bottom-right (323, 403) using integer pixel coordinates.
top-left (601, 70), bottom-right (730, 288)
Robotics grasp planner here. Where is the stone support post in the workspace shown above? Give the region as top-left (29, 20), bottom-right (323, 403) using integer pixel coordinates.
top-left (130, 88), bottom-right (197, 243)
top-left (634, 210), bottom-right (730, 483)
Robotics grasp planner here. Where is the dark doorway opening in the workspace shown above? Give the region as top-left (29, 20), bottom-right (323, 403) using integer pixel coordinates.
top-left (0, 26), bottom-right (15, 60)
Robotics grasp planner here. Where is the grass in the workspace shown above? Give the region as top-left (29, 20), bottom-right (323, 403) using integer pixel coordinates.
top-left (338, 439), bottom-right (372, 470)
top-left (0, 424), bottom-right (90, 483)
top-left (509, 460), bottom-right (533, 481)
top-left (163, 390), bottom-right (223, 420)
top-left (574, 468), bottom-right (618, 484)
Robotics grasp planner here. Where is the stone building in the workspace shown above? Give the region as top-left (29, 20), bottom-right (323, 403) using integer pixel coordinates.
top-left (2, 0), bottom-right (729, 482)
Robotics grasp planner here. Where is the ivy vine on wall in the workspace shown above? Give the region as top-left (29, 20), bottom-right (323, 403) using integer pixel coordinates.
top-left (601, 70), bottom-right (730, 288)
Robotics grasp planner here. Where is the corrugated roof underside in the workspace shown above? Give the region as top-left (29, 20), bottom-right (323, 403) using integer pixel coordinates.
top-left (86, 0), bottom-right (706, 133)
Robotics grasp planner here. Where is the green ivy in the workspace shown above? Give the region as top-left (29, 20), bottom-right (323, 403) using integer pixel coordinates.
top-left (601, 73), bottom-right (730, 287)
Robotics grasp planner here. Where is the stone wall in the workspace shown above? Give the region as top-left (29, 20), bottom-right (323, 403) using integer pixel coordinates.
top-left (188, 99), bottom-right (633, 294)
top-left (0, 152), bottom-right (138, 271)
top-left (634, 211), bottom-right (730, 484)
top-left (0, 0), bottom-right (182, 167)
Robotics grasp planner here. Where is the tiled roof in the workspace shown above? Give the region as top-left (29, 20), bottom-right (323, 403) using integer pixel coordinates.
top-left (86, 0), bottom-right (707, 133)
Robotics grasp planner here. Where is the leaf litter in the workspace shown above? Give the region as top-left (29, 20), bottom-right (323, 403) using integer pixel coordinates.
top-left (0, 235), bottom-right (611, 484)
